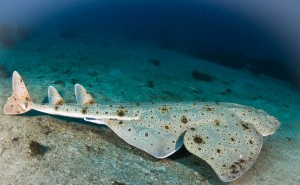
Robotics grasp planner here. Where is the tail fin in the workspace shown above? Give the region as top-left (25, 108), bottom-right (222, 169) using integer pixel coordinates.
top-left (4, 71), bottom-right (32, 114)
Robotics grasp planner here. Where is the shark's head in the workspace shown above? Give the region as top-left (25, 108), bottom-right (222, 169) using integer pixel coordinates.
top-left (226, 104), bottom-right (281, 137)
top-left (257, 112), bottom-right (281, 136)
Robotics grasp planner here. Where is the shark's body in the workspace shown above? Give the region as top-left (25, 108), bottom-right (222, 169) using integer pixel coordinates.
top-left (4, 71), bottom-right (280, 182)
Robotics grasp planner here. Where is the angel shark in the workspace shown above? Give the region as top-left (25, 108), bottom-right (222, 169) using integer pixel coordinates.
top-left (4, 71), bottom-right (280, 182)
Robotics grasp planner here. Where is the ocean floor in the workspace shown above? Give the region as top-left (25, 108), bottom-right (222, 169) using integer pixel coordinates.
top-left (0, 33), bottom-right (300, 185)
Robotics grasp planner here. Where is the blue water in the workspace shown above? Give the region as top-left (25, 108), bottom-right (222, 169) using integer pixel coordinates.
top-left (1, 0), bottom-right (299, 86)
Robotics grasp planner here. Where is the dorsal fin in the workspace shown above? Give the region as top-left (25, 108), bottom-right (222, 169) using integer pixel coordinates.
top-left (75, 84), bottom-right (95, 105)
top-left (48, 86), bottom-right (64, 105)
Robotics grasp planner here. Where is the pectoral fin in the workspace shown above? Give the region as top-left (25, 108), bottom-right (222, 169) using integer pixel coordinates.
top-left (106, 119), bottom-right (184, 158)
top-left (183, 119), bottom-right (263, 182)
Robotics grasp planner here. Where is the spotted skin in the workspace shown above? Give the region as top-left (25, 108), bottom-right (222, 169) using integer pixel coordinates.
top-left (184, 115), bottom-right (263, 182)
top-left (4, 71), bottom-right (281, 182)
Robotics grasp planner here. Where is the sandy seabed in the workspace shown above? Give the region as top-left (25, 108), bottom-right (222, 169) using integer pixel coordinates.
top-left (0, 33), bottom-right (300, 185)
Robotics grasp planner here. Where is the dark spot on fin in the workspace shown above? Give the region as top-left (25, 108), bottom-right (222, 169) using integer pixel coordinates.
top-left (194, 136), bottom-right (203, 144)
top-left (48, 86), bottom-right (64, 105)
top-left (75, 84), bottom-right (95, 105)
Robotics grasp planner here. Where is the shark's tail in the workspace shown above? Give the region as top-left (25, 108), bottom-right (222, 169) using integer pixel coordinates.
top-left (4, 71), bottom-right (32, 114)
